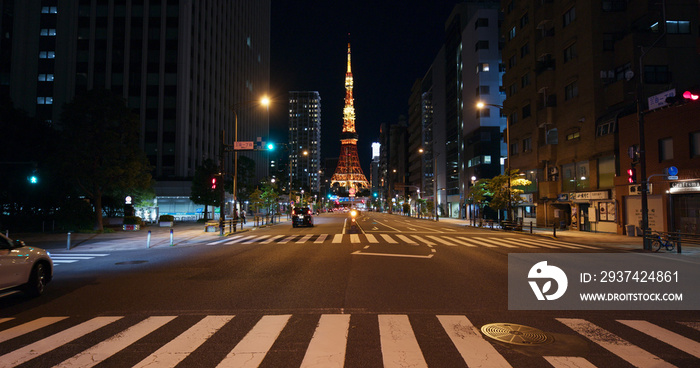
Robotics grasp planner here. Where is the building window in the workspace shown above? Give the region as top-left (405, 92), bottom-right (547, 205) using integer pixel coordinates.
top-left (508, 26), bottom-right (516, 41)
top-left (477, 85), bottom-right (490, 96)
top-left (509, 83), bottom-right (517, 97)
top-left (602, 1), bottom-right (626, 11)
top-left (37, 97), bottom-right (53, 104)
top-left (520, 13), bottom-right (529, 28)
top-left (603, 33), bottom-right (615, 51)
top-left (40, 29), bottom-right (57, 36)
top-left (477, 63), bottom-right (490, 73)
top-left (562, 161), bottom-right (589, 191)
top-left (691, 131), bottom-right (700, 157)
top-left (522, 137), bottom-right (532, 152)
top-left (521, 73), bottom-right (531, 88)
top-left (475, 40), bottom-right (489, 51)
top-left (510, 142), bottom-right (518, 156)
top-left (563, 43), bottom-right (577, 62)
top-left (659, 137), bottom-right (673, 161)
top-left (41, 6), bottom-right (58, 13)
top-left (522, 104), bottom-right (531, 119)
top-left (598, 156), bottom-right (615, 188)
top-left (37, 74), bottom-right (55, 81)
top-left (665, 20), bottom-right (691, 34)
top-left (563, 7), bottom-right (576, 27)
top-left (499, 63), bottom-right (506, 73)
top-left (596, 120), bottom-right (616, 136)
top-left (566, 129), bottom-right (580, 141)
top-left (546, 128), bottom-right (558, 145)
top-left (39, 51), bottom-right (56, 59)
top-left (565, 81), bottom-right (578, 100)
top-left (475, 18), bottom-right (489, 29)
top-left (509, 112), bottom-right (518, 125)
top-left (644, 65), bottom-right (669, 84)
top-left (520, 42), bottom-right (530, 58)
top-left (508, 55), bottom-right (517, 68)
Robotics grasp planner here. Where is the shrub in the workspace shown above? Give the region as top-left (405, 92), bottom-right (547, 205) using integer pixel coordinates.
top-left (124, 216), bottom-right (142, 225)
top-left (159, 214), bottom-right (175, 222)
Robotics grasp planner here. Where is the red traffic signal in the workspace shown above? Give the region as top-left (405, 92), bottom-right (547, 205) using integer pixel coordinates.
top-left (211, 177), bottom-right (218, 189)
top-left (683, 90), bottom-right (699, 101)
top-left (627, 168), bottom-right (637, 184)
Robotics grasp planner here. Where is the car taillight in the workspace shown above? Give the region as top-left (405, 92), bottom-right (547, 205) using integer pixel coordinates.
top-left (307, 210), bottom-right (311, 215)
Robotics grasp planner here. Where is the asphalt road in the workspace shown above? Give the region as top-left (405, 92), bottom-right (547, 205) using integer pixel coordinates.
top-left (1, 212), bottom-right (699, 367)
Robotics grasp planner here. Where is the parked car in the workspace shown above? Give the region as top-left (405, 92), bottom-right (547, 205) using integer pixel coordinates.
top-left (292, 207), bottom-right (314, 228)
top-left (0, 233), bottom-right (53, 297)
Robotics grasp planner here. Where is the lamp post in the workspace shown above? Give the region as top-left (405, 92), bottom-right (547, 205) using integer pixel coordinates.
top-left (476, 101), bottom-right (512, 221)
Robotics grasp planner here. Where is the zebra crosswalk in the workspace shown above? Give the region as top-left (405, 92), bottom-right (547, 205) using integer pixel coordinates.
top-left (48, 252), bottom-right (109, 266)
top-left (0, 314), bottom-right (697, 367)
top-left (208, 233), bottom-right (602, 250)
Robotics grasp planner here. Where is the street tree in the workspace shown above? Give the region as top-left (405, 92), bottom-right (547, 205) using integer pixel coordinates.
top-left (485, 169), bottom-right (532, 220)
top-left (190, 159), bottom-right (220, 220)
top-left (59, 89), bottom-right (153, 231)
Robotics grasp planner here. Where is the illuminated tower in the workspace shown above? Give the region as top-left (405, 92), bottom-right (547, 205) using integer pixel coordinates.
top-left (331, 43), bottom-right (370, 192)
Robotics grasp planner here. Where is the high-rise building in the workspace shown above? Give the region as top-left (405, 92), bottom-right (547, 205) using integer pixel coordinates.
top-left (288, 91), bottom-right (321, 193)
top-left (0, 1), bottom-right (270, 204)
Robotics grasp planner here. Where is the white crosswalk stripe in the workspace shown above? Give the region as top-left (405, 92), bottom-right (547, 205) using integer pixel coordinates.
top-left (1, 314), bottom-right (695, 368)
top-left (49, 253), bottom-right (109, 266)
top-left (205, 233), bottom-right (601, 249)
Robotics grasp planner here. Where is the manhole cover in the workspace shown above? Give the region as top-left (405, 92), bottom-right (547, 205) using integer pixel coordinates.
top-left (115, 260), bottom-right (149, 265)
top-left (481, 323), bottom-right (551, 345)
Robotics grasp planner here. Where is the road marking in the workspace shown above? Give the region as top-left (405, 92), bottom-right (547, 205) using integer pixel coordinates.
top-left (370, 219), bottom-right (403, 232)
top-left (227, 236), bottom-right (255, 244)
top-left (134, 315), bottom-right (233, 368)
top-left (242, 235), bottom-right (268, 244)
top-left (618, 320), bottom-right (700, 358)
top-left (524, 238), bottom-right (578, 249)
top-left (437, 315), bottom-right (512, 368)
top-left (50, 256), bottom-right (99, 260)
top-left (365, 234), bottom-right (378, 243)
top-left (411, 235), bottom-right (434, 245)
top-left (498, 238), bottom-right (538, 248)
top-left (216, 315), bottom-right (291, 368)
top-left (474, 237), bottom-right (518, 248)
top-left (557, 318), bottom-right (673, 368)
top-left (0, 317), bottom-right (68, 344)
top-left (470, 237), bottom-right (498, 247)
top-left (52, 260), bottom-right (79, 264)
top-left (278, 235), bottom-right (298, 244)
top-left (49, 253), bottom-right (109, 257)
top-left (426, 235), bottom-right (457, 246)
top-left (314, 234), bottom-right (328, 243)
top-left (351, 251), bottom-right (434, 259)
top-left (350, 234), bottom-right (361, 243)
top-left (380, 234), bottom-right (398, 244)
top-left (679, 321), bottom-right (700, 332)
top-left (450, 237), bottom-right (478, 247)
top-left (208, 237), bottom-right (238, 245)
top-left (396, 234), bottom-right (417, 244)
top-left (333, 234), bottom-right (343, 243)
top-left (0, 318), bottom-right (12, 325)
top-left (379, 315), bottom-right (428, 368)
top-left (300, 314), bottom-right (350, 368)
top-left (261, 235), bottom-right (284, 244)
top-left (544, 356), bottom-right (596, 368)
top-left (440, 227), bottom-right (458, 232)
top-left (0, 316), bottom-right (122, 368)
top-left (55, 316), bottom-right (176, 368)
top-left (297, 234), bottom-right (313, 243)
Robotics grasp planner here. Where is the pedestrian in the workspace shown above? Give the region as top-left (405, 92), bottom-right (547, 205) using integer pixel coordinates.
top-left (241, 211), bottom-right (246, 224)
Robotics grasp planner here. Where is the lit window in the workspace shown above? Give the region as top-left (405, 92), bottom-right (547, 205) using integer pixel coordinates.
top-left (40, 29), bottom-right (56, 36)
top-left (38, 74), bottom-right (55, 81)
top-left (37, 97), bottom-right (53, 104)
top-left (39, 51), bottom-right (56, 59)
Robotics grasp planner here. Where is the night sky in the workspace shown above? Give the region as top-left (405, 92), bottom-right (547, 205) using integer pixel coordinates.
top-left (269, 1), bottom-right (461, 173)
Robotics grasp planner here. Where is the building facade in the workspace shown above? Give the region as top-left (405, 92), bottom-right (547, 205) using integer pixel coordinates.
top-left (288, 91), bottom-right (321, 194)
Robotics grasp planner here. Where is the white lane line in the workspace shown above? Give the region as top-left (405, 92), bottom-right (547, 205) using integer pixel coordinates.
top-left (134, 315), bottom-right (234, 368)
top-left (52, 260), bottom-right (80, 264)
top-left (370, 219), bottom-right (403, 232)
top-left (544, 356), bottom-right (596, 368)
top-left (379, 315), bottom-right (428, 368)
top-left (350, 234), bottom-right (361, 243)
top-left (297, 234), bottom-right (313, 243)
top-left (450, 237), bottom-right (478, 247)
top-left (618, 320), bottom-right (700, 359)
top-left (396, 235), bottom-right (417, 244)
top-left (49, 253), bottom-right (109, 257)
top-left (217, 315), bottom-right (291, 368)
top-left (0, 317), bottom-right (122, 368)
top-left (380, 234), bottom-right (398, 244)
top-left (426, 235), bottom-right (457, 246)
top-left (332, 234), bottom-right (344, 243)
top-left (351, 251), bottom-right (433, 259)
top-left (0, 317), bottom-right (68, 344)
top-left (54, 316), bottom-right (176, 368)
top-left (261, 235), bottom-right (284, 244)
top-left (300, 314), bottom-right (350, 368)
top-left (441, 227), bottom-right (458, 232)
top-left (437, 315), bottom-right (512, 368)
top-left (556, 318), bottom-right (673, 368)
top-left (314, 234), bottom-right (328, 243)
top-left (365, 234), bottom-right (378, 243)
top-left (48, 256), bottom-right (95, 260)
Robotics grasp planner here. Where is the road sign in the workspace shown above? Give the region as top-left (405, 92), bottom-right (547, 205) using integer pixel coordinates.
top-left (668, 176), bottom-right (678, 180)
top-left (233, 141), bottom-right (254, 150)
top-left (667, 166), bottom-right (678, 176)
top-left (349, 188), bottom-right (356, 197)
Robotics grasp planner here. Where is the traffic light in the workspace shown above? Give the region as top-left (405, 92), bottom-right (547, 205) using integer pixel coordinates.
top-left (683, 90), bottom-right (699, 101)
top-left (28, 169), bottom-right (39, 185)
top-left (627, 167), bottom-right (637, 184)
top-left (267, 143), bottom-right (275, 150)
top-left (211, 177), bottom-right (218, 190)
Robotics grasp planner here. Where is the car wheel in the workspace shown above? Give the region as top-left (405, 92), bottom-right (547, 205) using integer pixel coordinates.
top-left (24, 263), bottom-right (47, 297)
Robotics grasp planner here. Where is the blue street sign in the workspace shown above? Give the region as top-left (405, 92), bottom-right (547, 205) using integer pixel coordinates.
top-left (667, 166), bottom-right (678, 176)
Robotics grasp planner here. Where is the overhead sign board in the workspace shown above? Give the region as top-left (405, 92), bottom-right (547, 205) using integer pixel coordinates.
top-left (234, 141), bottom-right (254, 150)
top-left (648, 89), bottom-right (675, 111)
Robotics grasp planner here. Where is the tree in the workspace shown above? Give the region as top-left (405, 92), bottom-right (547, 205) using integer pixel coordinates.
top-left (190, 159), bottom-right (220, 220)
top-left (485, 169), bottom-right (532, 220)
top-left (59, 89), bottom-right (153, 231)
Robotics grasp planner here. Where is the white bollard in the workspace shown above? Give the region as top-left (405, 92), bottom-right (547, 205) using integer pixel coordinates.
top-left (147, 230), bottom-right (152, 248)
top-left (67, 232), bottom-right (71, 250)
top-left (170, 229), bottom-right (174, 246)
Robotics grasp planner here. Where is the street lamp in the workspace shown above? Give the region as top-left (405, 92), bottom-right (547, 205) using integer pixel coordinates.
top-left (476, 101), bottom-right (512, 221)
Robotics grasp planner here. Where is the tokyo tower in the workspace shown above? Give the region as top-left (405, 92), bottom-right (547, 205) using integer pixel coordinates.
top-left (330, 42), bottom-right (370, 192)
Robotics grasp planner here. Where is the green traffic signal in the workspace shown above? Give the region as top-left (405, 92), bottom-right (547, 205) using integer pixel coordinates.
top-left (267, 143), bottom-right (275, 150)
top-left (29, 175), bottom-right (38, 184)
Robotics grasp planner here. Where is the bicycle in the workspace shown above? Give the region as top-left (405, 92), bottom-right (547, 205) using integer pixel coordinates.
top-left (651, 232), bottom-right (675, 252)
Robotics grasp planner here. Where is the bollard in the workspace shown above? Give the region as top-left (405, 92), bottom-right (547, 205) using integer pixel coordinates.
top-left (170, 229), bottom-right (174, 246)
top-left (553, 223), bottom-right (557, 238)
top-left (530, 222), bottom-right (533, 234)
top-left (147, 230), bottom-right (152, 248)
top-left (67, 232), bottom-right (71, 250)
top-left (676, 229), bottom-right (682, 254)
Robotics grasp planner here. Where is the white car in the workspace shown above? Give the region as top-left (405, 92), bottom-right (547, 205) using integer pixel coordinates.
top-left (0, 233), bottom-right (53, 297)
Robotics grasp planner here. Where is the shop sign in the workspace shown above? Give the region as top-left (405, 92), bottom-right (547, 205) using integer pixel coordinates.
top-left (519, 193), bottom-right (534, 204)
top-left (557, 193), bottom-right (569, 201)
top-left (669, 180), bottom-right (700, 194)
top-left (570, 191), bottom-right (609, 201)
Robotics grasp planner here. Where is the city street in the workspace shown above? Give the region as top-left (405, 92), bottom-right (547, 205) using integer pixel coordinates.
top-left (1, 212), bottom-right (699, 367)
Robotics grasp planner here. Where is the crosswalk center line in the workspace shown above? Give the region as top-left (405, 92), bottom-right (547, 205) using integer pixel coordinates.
top-left (437, 315), bottom-right (512, 368)
top-left (133, 315), bottom-right (234, 368)
top-left (300, 314), bottom-right (351, 368)
top-left (0, 316), bottom-right (122, 368)
top-left (544, 356), bottom-right (596, 368)
top-left (380, 234), bottom-right (398, 244)
top-left (314, 234), bottom-right (328, 243)
top-left (426, 235), bottom-right (457, 246)
top-left (333, 234), bottom-right (344, 243)
top-left (379, 315), bottom-right (428, 368)
top-left (556, 318), bottom-right (674, 368)
top-left (297, 234), bottom-right (314, 243)
top-left (217, 315), bottom-right (291, 368)
top-left (54, 316), bottom-right (176, 368)
top-left (618, 320), bottom-right (700, 359)
top-left (365, 234), bottom-right (378, 243)
top-left (0, 317), bottom-right (68, 344)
